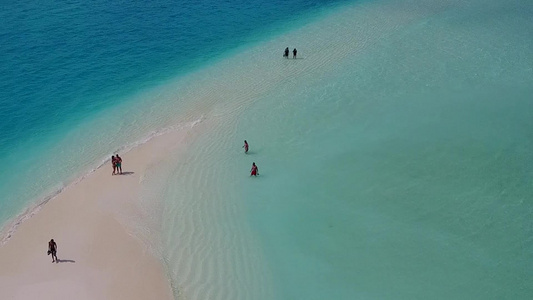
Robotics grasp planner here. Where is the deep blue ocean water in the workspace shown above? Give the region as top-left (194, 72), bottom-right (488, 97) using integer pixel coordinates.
top-left (0, 0), bottom-right (348, 224)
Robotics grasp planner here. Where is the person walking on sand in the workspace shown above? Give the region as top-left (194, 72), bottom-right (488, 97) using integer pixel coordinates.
top-left (116, 154), bottom-right (123, 175)
top-left (293, 48), bottom-right (297, 59)
top-left (48, 239), bottom-right (58, 263)
top-left (111, 155), bottom-right (117, 175)
top-left (284, 47), bottom-right (289, 58)
top-left (243, 140), bottom-right (249, 154)
top-left (250, 162), bottom-right (259, 176)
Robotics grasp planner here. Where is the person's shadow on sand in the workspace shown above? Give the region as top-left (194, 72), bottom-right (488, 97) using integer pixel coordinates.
top-left (119, 171), bottom-right (134, 175)
top-left (56, 259), bottom-right (76, 263)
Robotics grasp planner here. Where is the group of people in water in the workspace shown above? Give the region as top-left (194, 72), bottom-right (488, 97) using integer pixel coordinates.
top-left (283, 47), bottom-right (297, 59)
top-left (243, 140), bottom-right (259, 177)
top-left (111, 154), bottom-right (123, 175)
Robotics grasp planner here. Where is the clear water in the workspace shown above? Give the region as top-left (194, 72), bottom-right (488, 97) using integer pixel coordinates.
top-left (2, 0), bottom-right (533, 299)
top-left (0, 0), bottom-right (347, 224)
top-left (150, 0), bottom-right (533, 299)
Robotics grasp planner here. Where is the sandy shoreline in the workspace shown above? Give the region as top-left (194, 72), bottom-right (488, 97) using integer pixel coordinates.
top-left (0, 128), bottom-right (196, 299)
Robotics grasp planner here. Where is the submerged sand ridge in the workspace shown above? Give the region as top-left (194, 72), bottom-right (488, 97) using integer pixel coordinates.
top-left (0, 2), bottom-right (431, 296)
top-left (0, 129), bottom-right (195, 299)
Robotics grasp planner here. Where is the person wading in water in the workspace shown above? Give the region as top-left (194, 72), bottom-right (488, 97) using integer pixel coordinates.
top-left (243, 140), bottom-right (249, 154)
top-left (250, 162), bottom-right (259, 176)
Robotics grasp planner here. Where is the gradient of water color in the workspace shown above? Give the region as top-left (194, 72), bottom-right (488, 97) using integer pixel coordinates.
top-left (1, 0), bottom-right (532, 299)
top-left (0, 0), bottom-right (347, 226)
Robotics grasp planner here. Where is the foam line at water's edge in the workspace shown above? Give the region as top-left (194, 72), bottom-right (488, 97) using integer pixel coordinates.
top-left (0, 116), bottom-right (205, 245)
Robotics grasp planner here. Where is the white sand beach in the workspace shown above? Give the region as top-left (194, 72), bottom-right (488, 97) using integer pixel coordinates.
top-left (0, 129), bottom-right (195, 299)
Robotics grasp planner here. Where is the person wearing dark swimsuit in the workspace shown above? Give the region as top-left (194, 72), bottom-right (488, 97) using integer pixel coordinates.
top-left (111, 155), bottom-right (117, 175)
top-left (48, 239), bottom-right (58, 263)
top-left (284, 47), bottom-right (289, 58)
top-left (293, 48), bottom-right (297, 59)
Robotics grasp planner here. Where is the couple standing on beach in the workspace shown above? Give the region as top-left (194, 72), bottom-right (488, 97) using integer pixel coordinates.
top-left (283, 47), bottom-right (297, 59)
top-left (111, 154), bottom-right (123, 175)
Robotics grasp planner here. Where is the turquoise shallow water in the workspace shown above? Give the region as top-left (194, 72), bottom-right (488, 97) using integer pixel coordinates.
top-left (1, 0), bottom-right (533, 299)
top-left (0, 0), bottom-right (346, 226)
top-left (149, 0), bottom-right (532, 299)
top-left (239, 1), bottom-right (533, 298)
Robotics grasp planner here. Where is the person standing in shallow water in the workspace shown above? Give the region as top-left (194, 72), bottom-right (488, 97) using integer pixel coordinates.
top-left (243, 140), bottom-right (249, 154)
top-left (293, 48), bottom-right (297, 59)
top-left (48, 239), bottom-right (58, 263)
top-left (250, 162), bottom-right (259, 176)
top-left (284, 47), bottom-right (289, 58)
